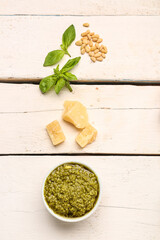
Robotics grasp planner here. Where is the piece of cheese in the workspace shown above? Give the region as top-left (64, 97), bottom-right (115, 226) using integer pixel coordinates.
top-left (46, 120), bottom-right (65, 146)
top-left (63, 101), bottom-right (88, 129)
top-left (63, 101), bottom-right (75, 115)
top-left (76, 124), bottom-right (97, 148)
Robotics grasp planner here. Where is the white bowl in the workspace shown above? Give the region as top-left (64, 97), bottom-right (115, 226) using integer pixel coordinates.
top-left (42, 161), bottom-right (101, 222)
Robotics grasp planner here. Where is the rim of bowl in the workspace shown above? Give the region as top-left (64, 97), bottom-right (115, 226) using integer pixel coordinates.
top-left (42, 161), bottom-right (102, 222)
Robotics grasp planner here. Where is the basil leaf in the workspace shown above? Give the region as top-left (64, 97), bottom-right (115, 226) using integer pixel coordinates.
top-left (63, 72), bottom-right (77, 81)
top-left (43, 50), bottom-right (64, 66)
top-left (54, 78), bottom-right (66, 94)
top-left (62, 24), bottom-right (76, 49)
top-left (60, 57), bottom-right (81, 73)
top-left (39, 75), bottom-right (57, 93)
top-left (65, 81), bottom-right (73, 92)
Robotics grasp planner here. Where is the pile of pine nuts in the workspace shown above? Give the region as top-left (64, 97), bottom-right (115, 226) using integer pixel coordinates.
top-left (75, 23), bottom-right (107, 62)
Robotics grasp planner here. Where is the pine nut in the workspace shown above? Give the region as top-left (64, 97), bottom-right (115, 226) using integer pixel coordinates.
top-left (92, 38), bottom-right (98, 42)
top-left (89, 41), bottom-right (93, 47)
top-left (91, 57), bottom-right (96, 62)
top-left (81, 31), bottom-right (88, 37)
top-left (102, 53), bottom-right (106, 58)
top-left (96, 56), bottom-right (103, 61)
top-left (97, 38), bottom-right (103, 43)
top-left (95, 43), bottom-right (100, 49)
top-left (90, 32), bottom-right (95, 36)
top-left (80, 44), bottom-right (85, 50)
top-left (85, 46), bottom-right (90, 53)
top-left (86, 30), bottom-right (90, 34)
top-left (81, 48), bottom-right (85, 55)
top-left (100, 46), bottom-right (105, 52)
top-left (94, 49), bottom-right (99, 54)
top-left (83, 23), bottom-right (89, 27)
top-left (83, 39), bottom-right (88, 44)
top-left (81, 37), bottom-right (88, 40)
top-left (87, 34), bottom-right (91, 40)
top-left (92, 34), bottom-right (99, 38)
top-left (101, 49), bottom-right (107, 53)
top-left (75, 40), bottom-right (82, 46)
top-left (89, 51), bottom-right (94, 57)
top-left (90, 46), bottom-right (96, 51)
top-left (103, 47), bottom-right (108, 53)
top-left (95, 52), bottom-right (101, 58)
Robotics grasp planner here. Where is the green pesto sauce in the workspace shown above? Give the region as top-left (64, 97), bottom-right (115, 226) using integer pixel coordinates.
top-left (44, 163), bottom-right (99, 218)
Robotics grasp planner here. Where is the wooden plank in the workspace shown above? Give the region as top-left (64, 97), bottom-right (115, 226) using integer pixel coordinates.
top-left (1, 83), bottom-right (160, 112)
top-left (1, 108), bottom-right (159, 154)
top-left (0, 83), bottom-right (160, 154)
top-left (0, 156), bottom-right (160, 240)
top-left (0, 16), bottom-right (160, 83)
top-left (0, 0), bottom-right (160, 15)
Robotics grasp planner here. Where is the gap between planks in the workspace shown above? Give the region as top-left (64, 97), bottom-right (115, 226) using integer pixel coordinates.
top-left (0, 14), bottom-right (160, 17)
top-left (1, 153), bottom-right (160, 156)
top-left (1, 108), bottom-right (160, 115)
top-left (1, 79), bottom-right (160, 85)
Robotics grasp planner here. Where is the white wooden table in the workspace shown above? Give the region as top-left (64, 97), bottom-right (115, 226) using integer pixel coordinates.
top-left (0, 1), bottom-right (160, 240)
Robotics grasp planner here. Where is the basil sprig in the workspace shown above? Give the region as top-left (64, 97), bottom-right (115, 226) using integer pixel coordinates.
top-left (40, 57), bottom-right (81, 94)
top-left (43, 24), bottom-right (76, 66)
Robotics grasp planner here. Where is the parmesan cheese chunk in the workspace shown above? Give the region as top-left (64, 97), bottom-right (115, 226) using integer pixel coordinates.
top-left (46, 120), bottom-right (65, 146)
top-left (63, 101), bottom-right (88, 129)
top-left (76, 124), bottom-right (97, 148)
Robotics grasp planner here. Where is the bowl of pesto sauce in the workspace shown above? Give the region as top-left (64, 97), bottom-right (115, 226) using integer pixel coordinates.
top-left (42, 162), bottom-right (101, 222)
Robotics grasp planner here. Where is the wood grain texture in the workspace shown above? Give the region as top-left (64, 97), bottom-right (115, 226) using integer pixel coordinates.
top-left (0, 156), bottom-right (160, 240)
top-left (0, 0), bottom-right (160, 15)
top-left (0, 16), bottom-right (160, 82)
top-left (0, 83), bottom-right (160, 154)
